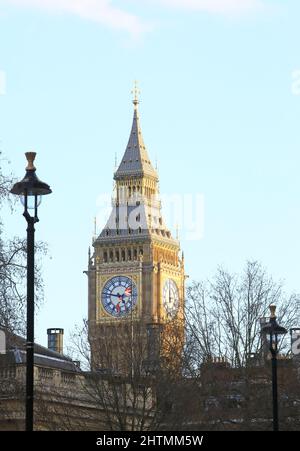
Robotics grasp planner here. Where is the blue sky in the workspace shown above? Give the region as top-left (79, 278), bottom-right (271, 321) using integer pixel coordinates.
top-left (0, 0), bottom-right (300, 347)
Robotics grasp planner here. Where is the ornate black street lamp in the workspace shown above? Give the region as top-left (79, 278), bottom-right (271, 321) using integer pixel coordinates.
top-left (261, 305), bottom-right (287, 431)
top-left (10, 152), bottom-right (51, 431)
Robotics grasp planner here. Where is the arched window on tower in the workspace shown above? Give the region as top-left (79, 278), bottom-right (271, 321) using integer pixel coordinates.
top-left (134, 249), bottom-right (138, 260)
top-left (121, 250), bottom-right (126, 261)
top-left (109, 251), bottom-right (114, 262)
top-left (116, 250), bottom-right (120, 262)
top-left (128, 249), bottom-right (132, 260)
top-left (103, 251), bottom-right (108, 263)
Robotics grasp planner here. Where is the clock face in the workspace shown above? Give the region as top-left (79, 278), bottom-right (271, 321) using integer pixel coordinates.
top-left (101, 276), bottom-right (138, 318)
top-left (163, 279), bottom-right (179, 319)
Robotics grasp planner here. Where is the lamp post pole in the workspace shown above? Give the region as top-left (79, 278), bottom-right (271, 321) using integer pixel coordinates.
top-left (10, 153), bottom-right (51, 431)
top-left (270, 331), bottom-right (279, 431)
top-left (25, 204), bottom-right (37, 431)
top-left (261, 305), bottom-right (287, 432)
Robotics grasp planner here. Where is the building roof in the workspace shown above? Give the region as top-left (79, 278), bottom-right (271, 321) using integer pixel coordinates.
top-left (0, 327), bottom-right (80, 372)
top-left (114, 100), bottom-right (158, 180)
top-left (7, 349), bottom-right (79, 372)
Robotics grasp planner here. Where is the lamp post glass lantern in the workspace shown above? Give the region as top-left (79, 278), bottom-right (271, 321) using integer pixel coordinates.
top-left (10, 152), bottom-right (51, 431)
top-left (261, 304), bottom-right (287, 432)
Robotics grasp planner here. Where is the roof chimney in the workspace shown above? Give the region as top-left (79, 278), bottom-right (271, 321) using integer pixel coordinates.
top-left (47, 328), bottom-right (64, 354)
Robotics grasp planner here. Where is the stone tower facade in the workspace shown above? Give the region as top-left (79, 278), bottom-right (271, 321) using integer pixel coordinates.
top-left (87, 91), bottom-right (185, 372)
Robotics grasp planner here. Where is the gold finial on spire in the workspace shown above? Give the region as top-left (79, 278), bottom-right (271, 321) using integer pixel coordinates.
top-left (131, 80), bottom-right (140, 107)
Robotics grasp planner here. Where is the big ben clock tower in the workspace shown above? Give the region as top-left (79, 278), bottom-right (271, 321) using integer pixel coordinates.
top-left (87, 86), bottom-right (185, 372)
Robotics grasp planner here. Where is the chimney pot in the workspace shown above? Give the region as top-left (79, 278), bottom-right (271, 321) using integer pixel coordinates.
top-left (47, 328), bottom-right (64, 354)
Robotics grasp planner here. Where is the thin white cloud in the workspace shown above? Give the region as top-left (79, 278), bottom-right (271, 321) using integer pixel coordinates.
top-left (151, 0), bottom-right (266, 15)
top-left (1, 0), bottom-right (272, 38)
top-left (4, 0), bottom-right (151, 36)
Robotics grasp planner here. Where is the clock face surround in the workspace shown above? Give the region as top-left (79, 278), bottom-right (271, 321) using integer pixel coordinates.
top-left (163, 279), bottom-right (179, 319)
top-left (101, 276), bottom-right (138, 318)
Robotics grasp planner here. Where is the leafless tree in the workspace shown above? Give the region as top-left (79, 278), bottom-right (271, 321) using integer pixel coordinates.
top-left (185, 261), bottom-right (300, 370)
top-left (183, 261), bottom-right (300, 430)
top-left (0, 154), bottom-right (46, 334)
top-left (67, 318), bottom-right (188, 431)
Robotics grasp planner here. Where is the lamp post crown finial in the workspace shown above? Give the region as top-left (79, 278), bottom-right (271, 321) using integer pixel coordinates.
top-left (25, 152), bottom-right (36, 171)
top-left (269, 304), bottom-right (276, 318)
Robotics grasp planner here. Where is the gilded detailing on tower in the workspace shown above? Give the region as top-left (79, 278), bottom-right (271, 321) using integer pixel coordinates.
top-left (87, 89), bottom-right (185, 368)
